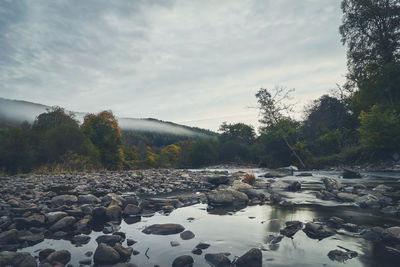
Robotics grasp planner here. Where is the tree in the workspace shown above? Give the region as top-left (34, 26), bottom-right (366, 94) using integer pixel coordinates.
top-left (32, 107), bottom-right (77, 132)
top-left (159, 144), bottom-right (181, 167)
top-left (256, 87), bottom-right (306, 168)
top-left (219, 122), bottom-right (255, 145)
top-left (340, 0), bottom-right (400, 108)
top-left (81, 111), bottom-right (123, 170)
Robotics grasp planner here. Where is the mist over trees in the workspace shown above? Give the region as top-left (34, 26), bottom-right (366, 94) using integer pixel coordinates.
top-left (0, 0), bottom-right (399, 174)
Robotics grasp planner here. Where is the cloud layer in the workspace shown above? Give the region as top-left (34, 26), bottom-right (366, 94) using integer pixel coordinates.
top-left (0, 0), bottom-right (347, 131)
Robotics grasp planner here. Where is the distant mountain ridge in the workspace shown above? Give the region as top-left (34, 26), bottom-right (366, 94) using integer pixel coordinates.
top-left (0, 97), bottom-right (216, 137)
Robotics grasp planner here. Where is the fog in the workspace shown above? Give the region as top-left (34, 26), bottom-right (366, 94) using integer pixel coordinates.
top-left (0, 98), bottom-right (209, 136)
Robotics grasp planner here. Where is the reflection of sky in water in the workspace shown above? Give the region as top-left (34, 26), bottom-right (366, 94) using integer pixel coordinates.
top-left (18, 203), bottom-right (400, 267)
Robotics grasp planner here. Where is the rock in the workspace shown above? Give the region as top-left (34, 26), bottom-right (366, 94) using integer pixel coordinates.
top-left (196, 242), bottom-right (210, 250)
top-left (356, 194), bottom-right (380, 208)
top-left (16, 214), bottom-right (45, 228)
top-left (49, 216), bottom-right (76, 232)
top-left (142, 224), bottom-right (185, 235)
top-left (303, 222), bottom-right (335, 240)
top-left (46, 250), bottom-right (71, 265)
top-left (360, 227), bottom-right (384, 242)
top-left (328, 249), bottom-right (357, 262)
top-left (180, 230), bottom-right (195, 240)
top-left (96, 235), bottom-right (123, 246)
top-left (114, 242), bottom-right (133, 259)
top-left (106, 201), bottom-right (122, 221)
top-left (92, 206), bottom-right (107, 221)
top-left (39, 249), bottom-right (55, 262)
top-left (113, 232), bottom-right (126, 242)
top-left (204, 253), bottom-right (231, 267)
top-left (171, 241), bottom-right (180, 247)
top-left (123, 204), bottom-right (141, 217)
top-left (262, 171), bottom-right (288, 178)
top-left (235, 248), bottom-right (262, 267)
top-left (18, 233), bottom-right (44, 245)
top-left (382, 227), bottom-right (400, 245)
top-left (342, 169), bottom-right (361, 179)
top-left (0, 251), bottom-right (37, 267)
top-left (93, 243), bottom-right (121, 265)
top-left (45, 211), bottom-right (68, 224)
top-left (342, 223), bottom-right (359, 232)
top-left (192, 248), bottom-right (202, 255)
top-left (71, 235), bottom-right (91, 246)
top-left (316, 190), bottom-right (336, 200)
top-left (381, 206), bottom-right (400, 214)
top-left (172, 255), bottom-right (194, 267)
top-left (280, 221), bottom-right (303, 238)
top-left (206, 189), bottom-right (248, 206)
top-left (296, 172), bottom-right (313, 177)
top-left (287, 181), bottom-right (301, 192)
top-left (126, 238), bottom-right (137, 246)
top-left (322, 178), bottom-right (342, 192)
top-left (206, 175), bottom-right (229, 186)
top-left (0, 229), bottom-right (18, 243)
top-left (337, 192), bottom-right (357, 202)
top-left (327, 217), bottom-right (345, 229)
top-left (79, 258), bottom-right (92, 265)
top-left (51, 195), bottom-right (78, 206)
top-left (76, 216), bottom-right (92, 233)
top-left (78, 194), bottom-right (100, 204)
top-left (112, 263), bottom-right (138, 267)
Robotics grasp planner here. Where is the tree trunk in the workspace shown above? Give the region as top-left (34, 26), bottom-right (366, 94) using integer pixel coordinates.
top-left (283, 137), bottom-right (306, 169)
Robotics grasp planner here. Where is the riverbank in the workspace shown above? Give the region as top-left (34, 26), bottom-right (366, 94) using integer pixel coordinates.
top-left (0, 168), bottom-right (400, 266)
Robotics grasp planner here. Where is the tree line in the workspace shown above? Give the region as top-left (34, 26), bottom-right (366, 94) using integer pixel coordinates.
top-left (1, 0), bottom-right (399, 174)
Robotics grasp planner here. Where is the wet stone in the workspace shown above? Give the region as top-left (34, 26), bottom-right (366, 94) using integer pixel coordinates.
top-left (180, 230), bottom-right (195, 240)
top-left (172, 255), bottom-right (194, 267)
top-left (142, 223), bottom-right (185, 235)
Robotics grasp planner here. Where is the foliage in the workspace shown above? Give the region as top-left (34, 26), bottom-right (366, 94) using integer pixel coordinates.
top-left (358, 105), bottom-right (400, 153)
top-left (242, 172), bottom-right (256, 185)
top-left (81, 111), bottom-right (123, 170)
top-left (159, 144), bottom-right (181, 167)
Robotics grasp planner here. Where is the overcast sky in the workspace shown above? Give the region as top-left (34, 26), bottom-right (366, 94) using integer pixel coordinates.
top-left (0, 0), bottom-right (347, 131)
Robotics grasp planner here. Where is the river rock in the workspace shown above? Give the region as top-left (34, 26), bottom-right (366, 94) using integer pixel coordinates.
top-left (342, 169), bottom-right (361, 179)
top-left (123, 204), bottom-right (141, 217)
top-left (0, 251), bottom-right (37, 267)
top-left (39, 249), bottom-right (55, 262)
top-left (206, 175), bottom-right (229, 186)
top-left (235, 248), bottom-right (262, 267)
top-left (206, 189), bottom-right (248, 206)
top-left (280, 221), bottom-right (303, 238)
top-left (180, 230), bottom-right (195, 240)
top-left (71, 235), bottom-right (91, 246)
top-left (93, 243), bottom-right (121, 265)
top-left (303, 222), bottom-right (335, 240)
top-left (360, 227), bottom-right (384, 242)
top-left (328, 249), bottom-right (357, 262)
top-left (113, 263), bottom-right (138, 267)
top-left (51, 195), bottom-right (78, 206)
top-left (262, 171), bottom-right (288, 178)
top-left (172, 255), bottom-right (194, 267)
top-left (78, 194), bottom-right (100, 204)
top-left (0, 229), bottom-right (18, 243)
top-left (322, 178), bottom-right (342, 192)
top-left (142, 224), bottom-right (185, 235)
top-left (114, 242), bottom-right (133, 259)
top-left (127, 238), bottom-right (137, 246)
top-left (204, 253), bottom-right (231, 267)
top-left (342, 223), bottom-right (359, 232)
top-left (382, 226), bottom-right (400, 245)
top-left (106, 201), bottom-right (122, 221)
top-left (76, 216), bottom-right (92, 233)
top-left (45, 211), bottom-right (68, 225)
top-left (93, 206), bottom-right (107, 221)
top-left (49, 216), bottom-right (76, 232)
top-left (18, 233), bottom-right (44, 245)
top-left (287, 181), bottom-right (301, 192)
top-left (196, 242), bottom-right (210, 250)
top-left (46, 250), bottom-right (71, 265)
top-left (96, 235), bottom-right (123, 246)
top-left (356, 194), bottom-right (380, 208)
top-left (337, 192), bottom-right (357, 202)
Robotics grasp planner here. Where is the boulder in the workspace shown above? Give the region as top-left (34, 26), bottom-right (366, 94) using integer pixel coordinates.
top-left (204, 253), bottom-right (231, 267)
top-left (342, 169), bottom-right (361, 179)
top-left (196, 242), bottom-right (210, 250)
top-left (106, 201), bottom-right (122, 221)
top-left (206, 175), bottom-right (229, 186)
top-left (49, 216), bottom-right (76, 232)
top-left (114, 242), bottom-right (133, 259)
top-left (280, 221), bottom-right (303, 238)
top-left (235, 248), bottom-right (262, 267)
top-left (206, 189), bottom-right (248, 206)
top-left (0, 229), bottom-right (18, 243)
top-left (93, 206), bottom-right (107, 221)
top-left (51, 195), bottom-right (78, 206)
top-left (356, 194), bottom-right (380, 208)
top-left (38, 249), bottom-right (55, 262)
top-left (0, 251), bottom-right (37, 267)
top-left (96, 235), bottom-right (123, 246)
top-left (382, 226), bottom-right (400, 245)
top-left (123, 204), bottom-right (141, 217)
top-left (71, 235), bottom-right (91, 246)
top-left (303, 222), bottom-right (335, 240)
top-left (78, 194), bottom-right (100, 204)
top-left (45, 211), bottom-right (68, 224)
top-left (46, 250), bottom-right (71, 265)
top-left (262, 171), bottom-right (288, 178)
top-left (172, 255), bottom-right (194, 267)
top-left (142, 224), bottom-right (185, 235)
top-left (18, 233), bottom-right (44, 245)
top-left (180, 230), bottom-right (195, 240)
top-left (287, 181), bottom-right (301, 192)
top-left (360, 227), bottom-right (384, 242)
top-left (93, 243), bottom-right (121, 265)
top-left (337, 192), bottom-right (357, 202)
top-left (322, 178), bottom-right (342, 192)
top-left (328, 249), bottom-right (357, 262)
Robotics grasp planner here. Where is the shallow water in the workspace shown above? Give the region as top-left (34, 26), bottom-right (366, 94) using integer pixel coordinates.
top-left (19, 169), bottom-right (400, 266)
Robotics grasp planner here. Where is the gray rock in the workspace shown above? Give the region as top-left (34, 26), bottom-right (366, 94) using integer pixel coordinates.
top-left (71, 235), bottom-right (91, 246)
top-left (93, 243), bottom-right (121, 265)
top-left (170, 241), bottom-right (180, 247)
top-left (382, 226), bottom-right (400, 245)
top-left (206, 189), bottom-right (248, 206)
top-left (0, 251), bottom-right (37, 267)
top-left (342, 169), bottom-right (361, 179)
top-left (303, 222), bottom-right (335, 240)
top-left (328, 249), bottom-right (357, 262)
top-left (45, 211), bottom-right (68, 224)
top-left (204, 253), bottom-right (231, 267)
top-left (322, 178), bottom-right (342, 192)
top-left (235, 248), bottom-right (262, 267)
top-left (262, 171), bottom-right (288, 178)
top-left (49, 216), bottom-right (76, 232)
top-left (126, 238), bottom-right (137, 246)
top-left (106, 202), bottom-right (122, 221)
top-left (172, 255), bottom-right (194, 267)
top-left (0, 229), bottom-right (18, 243)
top-left (78, 194), bottom-right (100, 204)
top-left (180, 230), bottom-right (195, 240)
top-left (51, 195), bottom-right (78, 206)
top-left (46, 250), bottom-right (71, 265)
top-left (280, 221), bottom-right (303, 238)
top-left (360, 227), bottom-right (384, 242)
top-left (39, 249), bottom-right (55, 262)
top-left (287, 181), bottom-right (301, 192)
top-left (356, 194), bottom-right (380, 208)
top-left (196, 242), bottom-right (210, 250)
top-left (123, 204), bottom-right (141, 217)
top-left (114, 242), bottom-right (133, 259)
top-left (93, 206), bottom-right (107, 221)
top-left (142, 223), bottom-right (185, 235)
top-left (18, 233), bottom-right (44, 245)
top-left (342, 223), bottom-right (359, 232)
top-left (337, 192), bottom-right (357, 202)
top-left (96, 235), bottom-right (123, 246)
top-left (206, 175), bottom-right (229, 186)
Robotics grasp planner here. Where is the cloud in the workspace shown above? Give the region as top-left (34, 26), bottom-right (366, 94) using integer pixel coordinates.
top-left (0, 0), bottom-right (347, 131)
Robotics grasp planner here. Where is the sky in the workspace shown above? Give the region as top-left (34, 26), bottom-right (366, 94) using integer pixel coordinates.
top-left (0, 0), bottom-right (347, 132)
